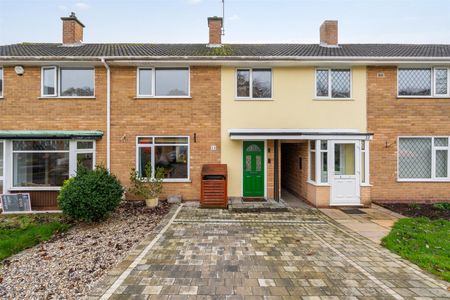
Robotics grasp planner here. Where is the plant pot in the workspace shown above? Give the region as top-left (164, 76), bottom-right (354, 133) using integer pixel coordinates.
top-left (145, 197), bottom-right (159, 208)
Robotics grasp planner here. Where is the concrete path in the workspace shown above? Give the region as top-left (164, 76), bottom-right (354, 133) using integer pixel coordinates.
top-left (319, 204), bottom-right (404, 244)
top-left (89, 205), bottom-right (450, 300)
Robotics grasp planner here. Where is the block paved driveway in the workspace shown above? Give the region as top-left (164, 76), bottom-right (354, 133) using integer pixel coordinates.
top-left (90, 205), bottom-right (450, 300)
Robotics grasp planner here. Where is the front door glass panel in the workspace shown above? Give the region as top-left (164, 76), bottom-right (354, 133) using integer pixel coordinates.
top-left (335, 144), bottom-right (355, 175)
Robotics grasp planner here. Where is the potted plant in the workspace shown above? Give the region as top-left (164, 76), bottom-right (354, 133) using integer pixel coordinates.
top-left (129, 162), bottom-right (164, 208)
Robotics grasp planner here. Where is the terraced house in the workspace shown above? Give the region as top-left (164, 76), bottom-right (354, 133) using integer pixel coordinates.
top-left (0, 14), bottom-right (449, 210)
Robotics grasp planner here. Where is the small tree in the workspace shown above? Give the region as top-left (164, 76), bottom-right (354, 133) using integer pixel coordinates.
top-left (128, 162), bottom-right (164, 202)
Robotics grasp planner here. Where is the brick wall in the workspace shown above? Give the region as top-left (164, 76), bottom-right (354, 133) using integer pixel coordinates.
top-left (367, 66), bottom-right (450, 202)
top-left (0, 66), bottom-right (107, 165)
top-left (280, 142), bottom-right (308, 200)
top-left (109, 66), bottom-right (221, 200)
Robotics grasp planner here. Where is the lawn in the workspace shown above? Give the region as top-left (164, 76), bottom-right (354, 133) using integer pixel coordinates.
top-left (0, 214), bottom-right (71, 261)
top-left (382, 217), bottom-right (450, 282)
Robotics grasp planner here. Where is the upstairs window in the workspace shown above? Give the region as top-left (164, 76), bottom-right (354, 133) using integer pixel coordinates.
top-left (236, 68), bottom-right (272, 99)
top-left (137, 67), bottom-right (190, 97)
top-left (315, 68), bottom-right (351, 99)
top-left (398, 67), bottom-right (449, 97)
top-left (0, 67), bottom-right (3, 97)
top-left (41, 67), bottom-right (95, 98)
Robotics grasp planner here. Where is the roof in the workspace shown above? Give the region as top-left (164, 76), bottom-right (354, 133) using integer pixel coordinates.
top-left (0, 130), bottom-right (104, 140)
top-left (1, 43), bottom-right (450, 60)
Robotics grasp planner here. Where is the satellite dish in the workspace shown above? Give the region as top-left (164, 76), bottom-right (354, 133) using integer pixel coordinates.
top-left (15, 65), bottom-right (25, 76)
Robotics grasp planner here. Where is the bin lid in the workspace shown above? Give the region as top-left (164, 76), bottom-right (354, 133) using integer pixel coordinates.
top-left (201, 164), bottom-right (227, 176)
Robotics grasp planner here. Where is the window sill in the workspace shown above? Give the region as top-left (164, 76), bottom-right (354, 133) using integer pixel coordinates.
top-left (397, 179), bottom-right (450, 183)
top-left (397, 96), bottom-right (450, 100)
top-left (38, 97), bottom-right (96, 100)
top-left (306, 180), bottom-right (330, 186)
top-left (235, 98), bottom-right (273, 101)
top-left (313, 98), bottom-right (355, 101)
top-left (9, 187), bottom-right (62, 191)
top-left (134, 96), bottom-right (192, 100)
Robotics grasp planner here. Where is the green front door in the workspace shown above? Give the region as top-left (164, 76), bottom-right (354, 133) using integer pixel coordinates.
top-left (243, 141), bottom-right (265, 197)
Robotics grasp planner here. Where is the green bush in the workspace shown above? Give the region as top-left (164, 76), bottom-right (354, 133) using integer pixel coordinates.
top-left (433, 202), bottom-right (450, 211)
top-left (58, 166), bottom-right (124, 222)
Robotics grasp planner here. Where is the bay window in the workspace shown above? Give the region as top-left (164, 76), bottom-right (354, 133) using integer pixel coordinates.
top-left (41, 67), bottom-right (95, 97)
top-left (9, 140), bottom-right (96, 189)
top-left (236, 68), bottom-right (272, 99)
top-left (398, 67), bottom-right (449, 97)
top-left (13, 140), bottom-right (70, 187)
top-left (137, 68), bottom-right (190, 97)
top-left (137, 136), bottom-right (189, 181)
top-left (316, 68), bottom-right (351, 99)
top-left (398, 137), bottom-right (449, 181)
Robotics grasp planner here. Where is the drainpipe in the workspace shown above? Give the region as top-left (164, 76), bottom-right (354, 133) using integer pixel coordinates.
top-left (101, 58), bottom-right (111, 170)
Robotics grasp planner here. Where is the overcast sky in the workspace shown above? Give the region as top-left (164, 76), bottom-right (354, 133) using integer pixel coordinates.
top-left (0, 0), bottom-right (449, 45)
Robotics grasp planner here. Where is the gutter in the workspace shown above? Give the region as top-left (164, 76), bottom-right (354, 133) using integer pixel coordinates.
top-left (101, 58), bottom-right (111, 171)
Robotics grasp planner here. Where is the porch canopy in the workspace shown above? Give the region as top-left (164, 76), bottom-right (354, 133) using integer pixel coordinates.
top-left (229, 129), bottom-right (373, 140)
top-left (0, 130), bottom-right (103, 140)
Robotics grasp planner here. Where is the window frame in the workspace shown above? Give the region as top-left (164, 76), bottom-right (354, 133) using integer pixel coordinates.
top-left (397, 67), bottom-right (450, 98)
top-left (0, 67), bottom-right (3, 98)
top-left (235, 68), bottom-right (273, 100)
top-left (136, 67), bottom-right (191, 98)
top-left (136, 136), bottom-right (190, 182)
top-left (76, 141), bottom-right (96, 171)
top-left (40, 66), bottom-right (95, 98)
top-left (315, 68), bottom-right (352, 100)
top-left (0, 141), bottom-right (4, 194)
top-left (397, 136), bottom-right (450, 182)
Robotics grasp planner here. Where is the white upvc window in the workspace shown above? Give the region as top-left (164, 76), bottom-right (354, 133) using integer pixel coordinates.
top-left (136, 67), bottom-right (190, 98)
top-left (0, 141), bottom-right (4, 194)
top-left (76, 141), bottom-right (96, 171)
top-left (398, 137), bottom-right (450, 181)
top-left (41, 66), bottom-right (95, 98)
top-left (236, 68), bottom-right (272, 100)
top-left (0, 67), bottom-right (3, 98)
top-left (309, 140), bottom-right (316, 182)
top-left (397, 67), bottom-right (450, 98)
top-left (136, 136), bottom-right (190, 182)
top-left (361, 140), bottom-right (369, 184)
top-left (10, 139), bottom-right (96, 190)
top-left (315, 68), bottom-right (352, 99)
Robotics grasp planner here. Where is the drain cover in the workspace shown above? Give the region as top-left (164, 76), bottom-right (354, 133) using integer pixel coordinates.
top-left (341, 209), bottom-right (366, 215)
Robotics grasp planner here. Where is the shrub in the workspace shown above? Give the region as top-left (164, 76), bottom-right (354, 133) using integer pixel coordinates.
top-left (128, 162), bottom-right (164, 200)
top-left (58, 166), bottom-right (124, 222)
top-left (433, 203), bottom-right (450, 211)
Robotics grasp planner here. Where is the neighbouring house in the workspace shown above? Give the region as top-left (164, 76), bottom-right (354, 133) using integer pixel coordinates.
top-left (0, 13), bottom-right (448, 210)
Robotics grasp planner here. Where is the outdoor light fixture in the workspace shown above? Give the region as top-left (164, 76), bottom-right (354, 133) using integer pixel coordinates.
top-left (14, 65), bottom-right (25, 76)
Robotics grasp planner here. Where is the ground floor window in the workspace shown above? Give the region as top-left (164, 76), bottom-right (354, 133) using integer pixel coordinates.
top-left (9, 139), bottom-right (96, 189)
top-left (137, 136), bottom-right (189, 181)
top-left (0, 141), bottom-right (4, 193)
top-left (398, 137), bottom-right (449, 181)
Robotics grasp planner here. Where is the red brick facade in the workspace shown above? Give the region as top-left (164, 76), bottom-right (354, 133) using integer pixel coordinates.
top-left (367, 66), bottom-right (450, 203)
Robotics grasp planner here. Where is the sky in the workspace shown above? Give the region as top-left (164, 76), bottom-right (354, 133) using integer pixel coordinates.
top-left (0, 0), bottom-right (449, 45)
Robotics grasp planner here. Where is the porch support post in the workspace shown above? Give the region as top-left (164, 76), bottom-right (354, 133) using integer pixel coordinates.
top-left (274, 140), bottom-right (280, 202)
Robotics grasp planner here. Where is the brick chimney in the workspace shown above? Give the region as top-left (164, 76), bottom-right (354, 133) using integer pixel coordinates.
top-left (208, 16), bottom-right (223, 45)
top-left (61, 12), bottom-right (85, 44)
top-left (320, 20), bottom-right (338, 47)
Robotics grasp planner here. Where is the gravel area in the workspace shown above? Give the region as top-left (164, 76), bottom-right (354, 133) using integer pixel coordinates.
top-left (0, 201), bottom-right (171, 299)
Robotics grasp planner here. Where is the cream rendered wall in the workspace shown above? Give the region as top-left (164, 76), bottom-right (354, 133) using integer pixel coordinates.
top-left (221, 66), bottom-right (367, 197)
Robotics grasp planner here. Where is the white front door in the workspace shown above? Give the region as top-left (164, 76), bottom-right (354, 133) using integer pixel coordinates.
top-left (330, 141), bottom-right (360, 205)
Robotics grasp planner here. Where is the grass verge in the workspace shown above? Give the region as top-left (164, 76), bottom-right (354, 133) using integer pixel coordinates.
top-left (382, 217), bottom-right (450, 282)
top-left (0, 214), bottom-right (71, 261)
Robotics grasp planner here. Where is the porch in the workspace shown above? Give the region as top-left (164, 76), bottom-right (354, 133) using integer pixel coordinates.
top-left (228, 129), bottom-right (373, 207)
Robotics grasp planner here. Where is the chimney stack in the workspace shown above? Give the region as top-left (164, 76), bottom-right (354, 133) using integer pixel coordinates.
top-left (61, 12), bottom-right (85, 44)
top-left (208, 16), bottom-right (223, 45)
top-left (320, 20), bottom-right (338, 47)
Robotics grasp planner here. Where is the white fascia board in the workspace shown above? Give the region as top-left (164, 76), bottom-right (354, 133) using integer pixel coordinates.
top-left (229, 134), bottom-right (372, 141)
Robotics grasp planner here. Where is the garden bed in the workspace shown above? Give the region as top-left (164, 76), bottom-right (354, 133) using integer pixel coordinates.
top-left (0, 201), bottom-right (171, 299)
top-left (380, 202), bottom-right (450, 220)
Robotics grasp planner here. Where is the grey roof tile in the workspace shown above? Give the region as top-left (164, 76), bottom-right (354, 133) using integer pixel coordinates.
top-left (1, 43), bottom-right (450, 58)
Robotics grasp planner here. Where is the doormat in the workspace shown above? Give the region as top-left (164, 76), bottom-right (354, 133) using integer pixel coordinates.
top-left (242, 197), bottom-right (267, 203)
top-left (341, 208), bottom-right (366, 215)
